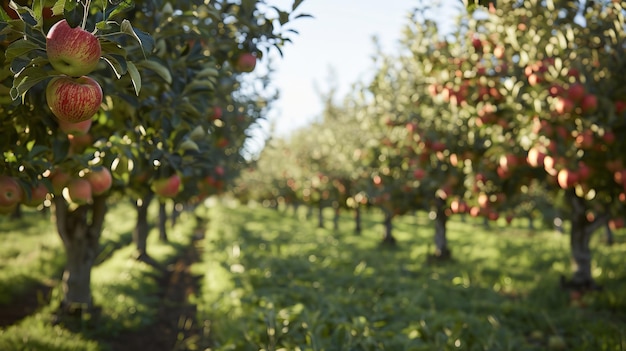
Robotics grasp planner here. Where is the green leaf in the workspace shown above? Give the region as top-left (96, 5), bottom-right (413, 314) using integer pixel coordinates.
top-left (101, 54), bottom-right (127, 78)
top-left (0, 4), bottom-right (12, 21)
top-left (5, 39), bottom-right (42, 62)
top-left (100, 39), bottom-right (128, 57)
top-left (292, 0), bottom-right (304, 11)
top-left (136, 59), bottom-right (171, 84)
top-left (120, 19), bottom-right (154, 56)
top-left (127, 61), bottom-right (141, 95)
top-left (10, 67), bottom-right (49, 100)
top-left (106, 0), bottom-right (134, 20)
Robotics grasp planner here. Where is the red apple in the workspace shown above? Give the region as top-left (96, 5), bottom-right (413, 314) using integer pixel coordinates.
top-left (557, 169), bottom-right (578, 189)
top-left (554, 97), bottom-right (574, 114)
top-left (86, 167), bottom-right (112, 195)
top-left (580, 94), bottom-right (597, 113)
top-left (567, 83), bottom-right (585, 102)
top-left (66, 178), bottom-right (92, 204)
top-left (152, 174), bottom-right (181, 198)
top-left (609, 218), bottom-right (625, 230)
top-left (58, 118), bottom-right (92, 135)
top-left (209, 106), bottom-right (223, 120)
top-left (46, 75), bottom-right (102, 123)
top-left (235, 52), bottom-right (257, 73)
top-left (50, 169), bottom-right (71, 194)
top-left (413, 168), bottom-right (425, 180)
top-left (615, 101), bottom-right (626, 114)
top-left (527, 73), bottom-right (543, 86)
top-left (526, 147), bottom-right (546, 168)
top-left (22, 182), bottom-right (49, 207)
top-left (0, 175), bottom-right (23, 207)
top-left (603, 130), bottom-right (615, 144)
top-left (46, 19), bottom-right (101, 77)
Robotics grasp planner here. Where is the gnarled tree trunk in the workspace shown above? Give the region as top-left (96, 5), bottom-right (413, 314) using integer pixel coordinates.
top-left (53, 195), bottom-right (107, 314)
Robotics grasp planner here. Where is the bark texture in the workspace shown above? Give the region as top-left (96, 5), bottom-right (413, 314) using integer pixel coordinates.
top-left (53, 195), bottom-right (107, 313)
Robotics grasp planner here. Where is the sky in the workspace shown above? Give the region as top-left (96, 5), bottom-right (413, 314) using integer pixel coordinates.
top-left (246, 0), bottom-right (425, 153)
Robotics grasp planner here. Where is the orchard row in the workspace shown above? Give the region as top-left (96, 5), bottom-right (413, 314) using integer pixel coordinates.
top-left (240, 1), bottom-right (626, 289)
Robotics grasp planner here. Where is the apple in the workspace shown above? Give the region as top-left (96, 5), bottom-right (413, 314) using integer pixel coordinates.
top-left (151, 174), bottom-right (181, 198)
top-left (567, 83), bottom-right (585, 102)
top-left (493, 45), bottom-right (505, 59)
top-left (603, 130), bottom-right (616, 144)
top-left (50, 169), bottom-right (71, 194)
top-left (615, 101), bottom-right (626, 114)
top-left (46, 19), bottom-right (101, 77)
top-left (609, 218), bottom-right (625, 230)
top-left (65, 178), bottom-right (92, 204)
top-left (0, 175), bottom-right (23, 207)
top-left (235, 52), bottom-right (257, 72)
top-left (526, 147), bottom-right (546, 167)
top-left (46, 75), bottom-right (102, 123)
top-left (554, 97), bottom-right (574, 114)
top-left (557, 169), bottom-right (578, 189)
top-left (22, 182), bottom-right (49, 207)
top-left (580, 94), bottom-right (597, 113)
top-left (413, 168), bottom-right (425, 180)
top-left (527, 73), bottom-right (543, 86)
top-left (86, 167), bottom-right (112, 195)
top-left (209, 106), bottom-right (223, 120)
top-left (58, 118), bottom-right (92, 135)
top-left (548, 84), bottom-right (564, 97)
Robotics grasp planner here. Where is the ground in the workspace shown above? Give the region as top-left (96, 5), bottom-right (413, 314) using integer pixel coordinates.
top-left (0, 229), bottom-right (205, 351)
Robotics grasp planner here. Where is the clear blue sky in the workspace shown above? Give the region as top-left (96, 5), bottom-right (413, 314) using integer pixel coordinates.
top-left (247, 0), bottom-right (460, 154)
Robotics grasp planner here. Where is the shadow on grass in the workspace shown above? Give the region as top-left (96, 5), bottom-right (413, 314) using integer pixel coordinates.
top-left (195, 205), bottom-right (626, 351)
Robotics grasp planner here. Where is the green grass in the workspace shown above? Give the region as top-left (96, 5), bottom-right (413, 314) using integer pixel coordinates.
top-left (194, 203), bottom-right (626, 351)
top-left (0, 201), bottom-right (199, 351)
top-left (0, 203), bottom-right (137, 306)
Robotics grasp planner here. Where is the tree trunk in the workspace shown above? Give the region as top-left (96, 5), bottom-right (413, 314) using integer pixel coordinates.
top-left (306, 206), bottom-right (313, 220)
top-left (604, 223), bottom-right (614, 246)
top-left (433, 197), bottom-right (451, 259)
top-left (333, 205), bottom-right (340, 231)
top-left (158, 200), bottom-right (168, 242)
top-left (10, 204), bottom-right (22, 219)
top-left (53, 195), bottom-right (107, 314)
top-left (133, 193), bottom-right (154, 260)
top-left (317, 203), bottom-right (324, 228)
top-left (565, 191), bottom-right (608, 290)
top-left (171, 202), bottom-right (181, 228)
top-left (381, 211), bottom-right (396, 246)
top-left (354, 207), bottom-right (362, 235)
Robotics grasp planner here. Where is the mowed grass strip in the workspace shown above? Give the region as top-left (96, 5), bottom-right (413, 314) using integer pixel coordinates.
top-left (194, 203), bottom-right (626, 351)
top-left (0, 202), bottom-right (199, 351)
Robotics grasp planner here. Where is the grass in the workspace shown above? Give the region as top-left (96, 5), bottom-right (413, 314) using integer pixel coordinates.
top-left (194, 203), bottom-right (626, 351)
top-left (0, 200), bottom-right (624, 350)
top-left (0, 201), bottom-right (199, 351)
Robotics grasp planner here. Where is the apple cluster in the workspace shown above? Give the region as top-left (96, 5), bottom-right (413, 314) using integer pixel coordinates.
top-left (50, 167), bottom-right (113, 205)
top-left (45, 20), bottom-right (103, 132)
